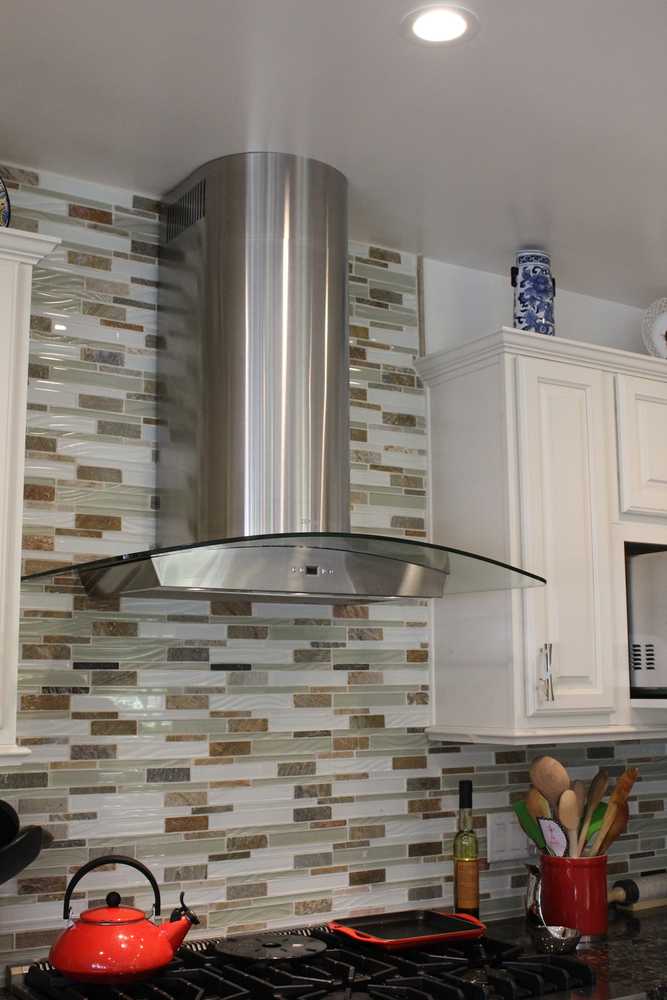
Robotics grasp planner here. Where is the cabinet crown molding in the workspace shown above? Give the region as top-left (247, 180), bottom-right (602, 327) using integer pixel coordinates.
top-left (416, 327), bottom-right (667, 385)
top-left (0, 228), bottom-right (61, 266)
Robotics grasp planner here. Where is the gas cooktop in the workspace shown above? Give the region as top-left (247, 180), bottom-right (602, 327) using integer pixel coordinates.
top-left (7, 926), bottom-right (596, 1000)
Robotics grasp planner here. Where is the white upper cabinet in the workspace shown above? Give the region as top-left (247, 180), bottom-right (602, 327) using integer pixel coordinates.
top-left (0, 229), bottom-right (59, 762)
top-left (616, 374), bottom-right (667, 517)
top-left (417, 328), bottom-right (667, 744)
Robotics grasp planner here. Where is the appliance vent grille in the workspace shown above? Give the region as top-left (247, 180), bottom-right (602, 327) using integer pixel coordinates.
top-left (631, 642), bottom-right (656, 669)
top-left (164, 178), bottom-right (206, 243)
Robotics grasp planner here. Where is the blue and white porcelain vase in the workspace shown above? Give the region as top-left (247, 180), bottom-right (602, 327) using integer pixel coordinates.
top-left (511, 249), bottom-right (555, 336)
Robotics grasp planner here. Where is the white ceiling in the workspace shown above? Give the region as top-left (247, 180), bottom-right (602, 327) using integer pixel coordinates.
top-left (4, 0), bottom-right (667, 306)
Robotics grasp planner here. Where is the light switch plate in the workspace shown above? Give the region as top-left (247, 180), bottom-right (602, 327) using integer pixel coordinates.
top-left (487, 811), bottom-right (537, 863)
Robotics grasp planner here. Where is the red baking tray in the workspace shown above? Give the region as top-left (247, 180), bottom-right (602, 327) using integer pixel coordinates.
top-left (328, 910), bottom-right (486, 950)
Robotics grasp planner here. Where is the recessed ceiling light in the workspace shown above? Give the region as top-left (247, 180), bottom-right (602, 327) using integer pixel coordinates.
top-left (402, 4), bottom-right (479, 44)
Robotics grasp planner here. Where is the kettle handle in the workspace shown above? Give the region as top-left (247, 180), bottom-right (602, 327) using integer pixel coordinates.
top-left (62, 854), bottom-right (161, 920)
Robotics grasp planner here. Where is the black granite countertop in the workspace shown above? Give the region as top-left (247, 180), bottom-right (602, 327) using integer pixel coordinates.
top-left (489, 907), bottom-right (667, 999)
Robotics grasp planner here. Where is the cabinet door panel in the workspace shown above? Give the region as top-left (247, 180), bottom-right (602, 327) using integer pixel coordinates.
top-left (617, 375), bottom-right (667, 518)
top-left (517, 357), bottom-right (615, 717)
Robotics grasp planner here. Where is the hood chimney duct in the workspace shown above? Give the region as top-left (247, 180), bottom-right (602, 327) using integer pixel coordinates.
top-left (158, 153), bottom-right (350, 546)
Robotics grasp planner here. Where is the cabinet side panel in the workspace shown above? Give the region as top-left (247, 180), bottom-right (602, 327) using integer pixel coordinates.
top-left (0, 262), bottom-right (31, 754)
top-left (427, 361), bottom-right (515, 732)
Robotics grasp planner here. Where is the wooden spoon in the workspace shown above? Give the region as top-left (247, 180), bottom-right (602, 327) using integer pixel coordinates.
top-left (577, 768), bottom-right (609, 856)
top-left (598, 801), bottom-right (629, 855)
top-left (558, 788), bottom-right (580, 857)
top-left (572, 780), bottom-right (586, 819)
top-left (529, 756), bottom-right (571, 811)
top-left (526, 786), bottom-right (551, 822)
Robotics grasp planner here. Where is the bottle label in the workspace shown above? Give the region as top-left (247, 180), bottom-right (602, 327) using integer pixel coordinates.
top-left (455, 859), bottom-right (479, 910)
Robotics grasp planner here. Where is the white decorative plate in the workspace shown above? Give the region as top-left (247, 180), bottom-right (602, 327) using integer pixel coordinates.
top-left (642, 298), bottom-right (667, 359)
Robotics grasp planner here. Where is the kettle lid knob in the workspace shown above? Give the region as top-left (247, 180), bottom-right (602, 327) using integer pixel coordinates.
top-left (105, 891), bottom-right (121, 908)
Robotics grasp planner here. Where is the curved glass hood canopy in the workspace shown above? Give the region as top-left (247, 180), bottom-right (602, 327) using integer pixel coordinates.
top-left (22, 532), bottom-right (545, 604)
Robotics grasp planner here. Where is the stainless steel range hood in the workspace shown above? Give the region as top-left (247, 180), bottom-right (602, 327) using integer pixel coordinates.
top-left (22, 152), bottom-right (544, 602)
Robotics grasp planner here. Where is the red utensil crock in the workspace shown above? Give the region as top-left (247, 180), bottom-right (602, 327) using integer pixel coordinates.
top-left (540, 854), bottom-right (608, 937)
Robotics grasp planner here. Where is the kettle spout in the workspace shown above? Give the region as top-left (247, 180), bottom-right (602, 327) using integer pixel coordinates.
top-left (161, 893), bottom-right (199, 953)
top-left (160, 914), bottom-right (193, 953)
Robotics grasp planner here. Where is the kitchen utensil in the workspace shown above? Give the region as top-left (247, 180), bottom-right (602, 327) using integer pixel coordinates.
top-left (525, 864), bottom-right (582, 954)
top-left (0, 800), bottom-right (20, 849)
top-left (541, 853), bottom-right (608, 937)
top-left (526, 786), bottom-right (551, 821)
top-left (610, 768), bottom-right (639, 808)
top-left (538, 818), bottom-right (568, 857)
top-left (328, 910), bottom-right (486, 950)
top-left (589, 769), bottom-right (638, 856)
top-left (577, 768), bottom-right (609, 856)
top-left (529, 924), bottom-right (582, 955)
top-left (609, 873), bottom-right (667, 911)
top-left (572, 780), bottom-right (586, 818)
top-left (525, 864), bottom-right (546, 924)
top-left (512, 800), bottom-right (546, 850)
top-left (588, 801), bottom-right (617, 858)
top-left (597, 801), bottom-right (629, 855)
top-left (49, 854), bottom-right (199, 982)
top-left (530, 756), bottom-right (571, 810)
top-left (557, 789), bottom-right (580, 857)
top-left (0, 825), bottom-right (45, 885)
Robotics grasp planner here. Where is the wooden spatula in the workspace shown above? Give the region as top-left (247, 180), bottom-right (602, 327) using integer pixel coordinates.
top-left (589, 800), bottom-right (618, 857)
top-left (558, 788), bottom-right (580, 857)
top-left (598, 801), bottom-right (629, 855)
top-left (577, 768), bottom-right (608, 856)
top-left (590, 768), bottom-right (639, 856)
top-left (610, 768), bottom-right (639, 809)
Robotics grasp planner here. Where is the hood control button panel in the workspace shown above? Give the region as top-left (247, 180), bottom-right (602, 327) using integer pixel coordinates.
top-left (290, 565), bottom-right (334, 575)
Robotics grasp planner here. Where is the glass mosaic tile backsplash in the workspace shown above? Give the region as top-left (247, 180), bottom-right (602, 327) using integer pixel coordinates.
top-left (0, 162), bottom-right (664, 962)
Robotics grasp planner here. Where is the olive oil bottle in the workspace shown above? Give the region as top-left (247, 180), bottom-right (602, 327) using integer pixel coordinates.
top-left (453, 779), bottom-right (479, 918)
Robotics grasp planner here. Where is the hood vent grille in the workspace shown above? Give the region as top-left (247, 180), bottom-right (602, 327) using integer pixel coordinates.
top-left (164, 178), bottom-right (206, 243)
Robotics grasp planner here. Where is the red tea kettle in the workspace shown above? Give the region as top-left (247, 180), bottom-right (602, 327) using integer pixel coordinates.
top-left (49, 854), bottom-right (199, 982)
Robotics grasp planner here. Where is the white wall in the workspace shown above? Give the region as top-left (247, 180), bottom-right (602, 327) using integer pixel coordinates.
top-left (423, 257), bottom-right (644, 355)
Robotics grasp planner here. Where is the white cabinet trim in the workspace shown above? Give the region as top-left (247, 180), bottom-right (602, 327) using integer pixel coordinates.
top-left (0, 229), bottom-right (60, 762)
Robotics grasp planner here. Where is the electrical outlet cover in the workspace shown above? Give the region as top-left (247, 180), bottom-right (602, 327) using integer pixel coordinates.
top-left (487, 811), bottom-right (537, 863)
